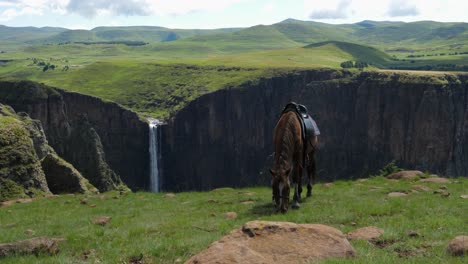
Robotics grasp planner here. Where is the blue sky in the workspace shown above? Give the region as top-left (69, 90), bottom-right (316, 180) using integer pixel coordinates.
top-left (0, 0), bottom-right (466, 29)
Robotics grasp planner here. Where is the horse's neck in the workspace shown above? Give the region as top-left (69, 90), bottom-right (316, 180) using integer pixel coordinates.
top-left (275, 122), bottom-right (295, 167)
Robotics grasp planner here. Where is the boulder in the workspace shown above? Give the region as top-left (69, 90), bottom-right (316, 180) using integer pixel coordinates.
top-left (41, 153), bottom-right (98, 194)
top-left (93, 216), bottom-right (111, 226)
top-left (185, 221), bottom-right (355, 264)
top-left (386, 170), bottom-right (423, 180)
top-left (0, 236), bottom-right (63, 257)
top-left (447, 236), bottom-right (467, 256)
top-left (163, 193), bottom-right (176, 198)
top-left (418, 177), bottom-right (450, 183)
top-left (388, 192), bottom-right (407, 197)
top-left (224, 212), bottom-right (237, 219)
top-left (347, 226), bottom-right (384, 241)
top-left (413, 185), bottom-right (432, 192)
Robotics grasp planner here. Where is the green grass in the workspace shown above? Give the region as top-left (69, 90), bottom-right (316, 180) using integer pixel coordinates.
top-left (0, 176), bottom-right (466, 263)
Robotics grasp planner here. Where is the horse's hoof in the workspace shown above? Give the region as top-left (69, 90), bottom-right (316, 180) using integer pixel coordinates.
top-left (292, 201), bottom-right (300, 209)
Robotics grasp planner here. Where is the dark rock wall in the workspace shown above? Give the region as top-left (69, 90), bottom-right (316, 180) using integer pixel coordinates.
top-left (161, 70), bottom-right (468, 191)
top-left (0, 81), bottom-right (149, 191)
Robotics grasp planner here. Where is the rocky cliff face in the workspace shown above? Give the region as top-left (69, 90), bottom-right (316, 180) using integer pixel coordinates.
top-left (161, 70), bottom-right (468, 191)
top-left (0, 104), bottom-right (49, 199)
top-left (0, 81), bottom-right (149, 191)
top-left (0, 103), bottom-right (98, 200)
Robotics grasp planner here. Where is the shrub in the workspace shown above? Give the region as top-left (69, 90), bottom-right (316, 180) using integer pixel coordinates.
top-left (378, 160), bottom-right (403, 177)
top-left (0, 178), bottom-right (26, 202)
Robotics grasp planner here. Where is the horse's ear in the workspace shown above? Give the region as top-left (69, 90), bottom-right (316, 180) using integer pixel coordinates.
top-left (269, 169), bottom-right (276, 176)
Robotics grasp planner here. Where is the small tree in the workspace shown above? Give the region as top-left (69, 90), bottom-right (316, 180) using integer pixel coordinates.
top-left (355, 61), bottom-right (368, 70)
top-left (340, 60), bottom-right (354, 68)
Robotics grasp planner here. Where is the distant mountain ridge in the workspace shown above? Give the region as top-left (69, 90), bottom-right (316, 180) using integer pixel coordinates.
top-left (1, 20), bottom-right (467, 51)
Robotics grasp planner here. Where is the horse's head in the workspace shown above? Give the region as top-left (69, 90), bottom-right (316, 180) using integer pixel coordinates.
top-left (270, 166), bottom-right (291, 213)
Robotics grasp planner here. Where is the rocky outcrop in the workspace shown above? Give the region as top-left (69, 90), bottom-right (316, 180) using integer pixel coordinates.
top-left (0, 104), bottom-right (49, 200)
top-left (385, 170), bottom-right (423, 180)
top-left (41, 153), bottom-right (97, 194)
top-left (0, 103), bottom-right (99, 199)
top-left (185, 220), bottom-right (355, 264)
top-left (0, 80), bottom-right (149, 191)
top-left (162, 70), bottom-right (468, 191)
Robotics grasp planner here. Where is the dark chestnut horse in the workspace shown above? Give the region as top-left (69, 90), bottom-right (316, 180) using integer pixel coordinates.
top-left (270, 111), bottom-right (318, 213)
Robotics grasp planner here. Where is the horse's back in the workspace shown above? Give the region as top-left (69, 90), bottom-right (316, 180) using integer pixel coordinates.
top-left (273, 111), bottom-right (303, 154)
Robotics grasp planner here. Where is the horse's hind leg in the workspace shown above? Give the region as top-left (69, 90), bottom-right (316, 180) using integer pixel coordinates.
top-left (292, 164), bottom-right (303, 209)
top-left (306, 151), bottom-right (316, 197)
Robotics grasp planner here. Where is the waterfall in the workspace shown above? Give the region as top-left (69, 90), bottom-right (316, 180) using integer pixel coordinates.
top-left (149, 118), bottom-right (162, 192)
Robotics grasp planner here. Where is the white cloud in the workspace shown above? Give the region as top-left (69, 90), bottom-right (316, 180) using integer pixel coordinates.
top-left (308, 0), bottom-right (352, 19)
top-left (0, 6), bottom-right (43, 21)
top-left (387, 0), bottom-right (419, 17)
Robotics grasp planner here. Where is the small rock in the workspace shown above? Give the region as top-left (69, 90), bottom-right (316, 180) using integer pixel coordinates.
top-left (241, 201), bottom-right (254, 205)
top-left (447, 235), bottom-right (468, 256)
top-left (16, 198), bottom-right (33, 204)
top-left (82, 249), bottom-right (96, 260)
top-left (388, 192), bottom-right (408, 197)
top-left (0, 236), bottom-right (63, 257)
top-left (434, 190), bottom-right (450, 197)
top-left (99, 195), bottom-right (107, 200)
top-left (413, 185), bottom-right (432, 192)
top-left (224, 212), bottom-right (237, 219)
top-left (386, 170), bottom-right (423, 180)
top-left (460, 195), bottom-right (468, 199)
top-left (439, 185), bottom-right (448, 190)
top-left (89, 204), bottom-right (97, 208)
top-left (406, 230), bottom-right (420, 237)
top-left (418, 177), bottom-right (450, 183)
top-left (129, 254), bottom-right (144, 264)
top-left (1, 201), bottom-right (14, 207)
top-left (322, 183), bottom-right (333, 188)
top-left (347, 226), bottom-right (384, 241)
top-left (351, 222), bottom-right (357, 226)
top-left (24, 229), bottom-right (35, 235)
top-left (93, 216), bottom-right (111, 226)
top-left (163, 193), bottom-right (176, 198)
top-left (175, 257), bottom-right (183, 263)
top-left (80, 198), bottom-right (88, 204)
top-left (44, 194), bottom-right (59, 198)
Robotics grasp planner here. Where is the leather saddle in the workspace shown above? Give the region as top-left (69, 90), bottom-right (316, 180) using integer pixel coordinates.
top-left (281, 102), bottom-right (320, 143)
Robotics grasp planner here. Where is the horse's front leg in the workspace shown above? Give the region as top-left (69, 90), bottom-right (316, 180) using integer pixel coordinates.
top-left (292, 164), bottom-right (303, 209)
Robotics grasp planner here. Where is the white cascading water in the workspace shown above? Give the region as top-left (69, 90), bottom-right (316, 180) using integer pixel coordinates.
top-left (149, 118), bottom-right (162, 192)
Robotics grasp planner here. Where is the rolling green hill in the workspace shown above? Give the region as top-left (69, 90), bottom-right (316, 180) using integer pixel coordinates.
top-left (305, 41), bottom-right (391, 67)
top-left (27, 26), bottom-right (242, 45)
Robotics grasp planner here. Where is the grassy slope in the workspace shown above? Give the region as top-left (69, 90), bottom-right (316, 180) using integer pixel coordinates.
top-left (0, 175), bottom-right (465, 263)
